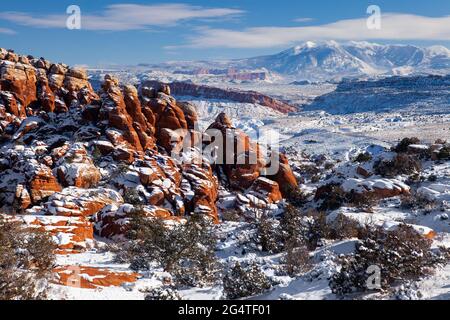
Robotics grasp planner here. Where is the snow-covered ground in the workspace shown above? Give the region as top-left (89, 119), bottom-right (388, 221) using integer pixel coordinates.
top-left (46, 74), bottom-right (450, 300)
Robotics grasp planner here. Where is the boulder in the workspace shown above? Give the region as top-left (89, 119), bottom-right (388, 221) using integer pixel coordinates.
top-left (207, 113), bottom-right (297, 197)
top-left (56, 144), bottom-right (101, 188)
top-left (37, 187), bottom-right (124, 217)
top-left (14, 184), bottom-right (31, 210)
top-left (341, 177), bottom-right (410, 199)
top-left (182, 161), bottom-right (219, 222)
top-left (249, 177), bottom-right (283, 203)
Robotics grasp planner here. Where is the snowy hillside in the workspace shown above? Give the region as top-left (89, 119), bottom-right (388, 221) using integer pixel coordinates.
top-left (303, 74), bottom-right (450, 114)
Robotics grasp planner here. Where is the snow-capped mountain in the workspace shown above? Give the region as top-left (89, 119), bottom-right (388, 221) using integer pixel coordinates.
top-left (235, 41), bottom-right (450, 80)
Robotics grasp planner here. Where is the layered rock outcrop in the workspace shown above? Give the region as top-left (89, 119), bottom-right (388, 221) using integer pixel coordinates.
top-left (207, 112), bottom-right (298, 197)
top-left (0, 48), bottom-right (298, 244)
top-left (142, 80), bottom-right (298, 114)
top-left (53, 265), bottom-right (140, 289)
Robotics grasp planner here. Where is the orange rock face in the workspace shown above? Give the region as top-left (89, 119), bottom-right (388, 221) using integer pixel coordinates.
top-left (122, 84), bottom-right (155, 151)
top-left (145, 80), bottom-right (297, 114)
top-left (268, 153), bottom-right (299, 197)
top-left (14, 184), bottom-right (31, 210)
top-left (207, 112), bottom-right (298, 197)
top-left (0, 60), bottom-right (36, 115)
top-left (100, 78), bottom-right (144, 153)
top-left (182, 161), bottom-right (219, 222)
top-left (36, 69), bottom-right (56, 113)
top-left (53, 266), bottom-right (140, 289)
top-left (0, 48), bottom-right (300, 240)
top-left (250, 177), bottom-right (283, 203)
top-left (7, 214), bottom-right (94, 253)
top-left (29, 168), bottom-right (62, 203)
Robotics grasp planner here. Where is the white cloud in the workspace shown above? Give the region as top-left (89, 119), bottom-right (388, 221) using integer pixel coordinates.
top-left (0, 3), bottom-right (244, 31)
top-left (293, 17), bottom-right (315, 23)
top-left (183, 13), bottom-right (450, 49)
top-left (0, 27), bottom-right (16, 35)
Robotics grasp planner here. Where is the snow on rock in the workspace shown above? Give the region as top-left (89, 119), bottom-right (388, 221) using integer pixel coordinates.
top-left (94, 204), bottom-right (177, 239)
top-left (53, 266), bottom-right (140, 289)
top-left (341, 177), bottom-right (410, 198)
top-left (29, 187), bottom-right (124, 217)
top-left (418, 183), bottom-right (450, 203)
top-left (3, 214), bottom-right (94, 254)
top-left (55, 143), bottom-right (101, 188)
top-left (327, 209), bottom-right (436, 239)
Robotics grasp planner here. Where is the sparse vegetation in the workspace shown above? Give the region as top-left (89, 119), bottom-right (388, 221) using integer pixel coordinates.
top-left (316, 184), bottom-right (346, 211)
top-left (280, 205), bottom-right (324, 250)
top-left (222, 261), bottom-right (272, 299)
top-left (345, 190), bottom-right (378, 212)
top-left (144, 286), bottom-right (182, 300)
top-left (354, 152), bottom-right (372, 163)
top-left (120, 212), bottom-right (219, 287)
top-left (436, 145), bottom-right (450, 160)
top-left (394, 137), bottom-right (420, 153)
top-left (285, 185), bottom-right (309, 207)
top-left (374, 153), bottom-right (421, 178)
top-left (123, 188), bottom-right (144, 205)
top-left (281, 242), bottom-right (312, 276)
top-left (327, 213), bottom-right (366, 241)
top-left (400, 191), bottom-right (438, 213)
top-left (254, 213), bottom-right (283, 253)
top-left (0, 217), bottom-right (56, 300)
top-left (330, 225), bottom-right (448, 296)
top-left (221, 209), bottom-right (242, 222)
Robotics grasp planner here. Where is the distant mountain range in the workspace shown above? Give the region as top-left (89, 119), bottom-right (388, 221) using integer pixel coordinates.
top-left (90, 41), bottom-right (450, 84)
top-left (233, 41), bottom-right (450, 80)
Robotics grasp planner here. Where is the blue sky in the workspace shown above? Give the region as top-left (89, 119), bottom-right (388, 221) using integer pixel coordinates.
top-left (0, 0), bottom-right (449, 66)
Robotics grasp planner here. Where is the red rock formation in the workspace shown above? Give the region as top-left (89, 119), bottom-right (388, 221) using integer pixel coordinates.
top-left (100, 77), bottom-right (144, 154)
top-left (14, 184), bottom-right (31, 210)
top-left (6, 214), bottom-right (94, 253)
top-left (249, 177), bottom-right (283, 203)
top-left (36, 68), bottom-right (56, 113)
top-left (177, 101), bottom-right (198, 130)
top-left (123, 84), bottom-right (156, 150)
top-left (39, 187), bottom-right (124, 217)
top-left (53, 266), bottom-right (139, 289)
top-left (63, 67), bottom-right (99, 105)
top-left (143, 80), bottom-right (297, 114)
top-left (207, 112), bottom-right (297, 197)
top-left (56, 144), bottom-right (101, 189)
top-left (267, 152), bottom-right (299, 196)
top-left (29, 168), bottom-right (62, 203)
top-left (0, 48), bottom-right (299, 238)
top-left (182, 161), bottom-right (219, 222)
top-left (0, 59), bottom-right (36, 115)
